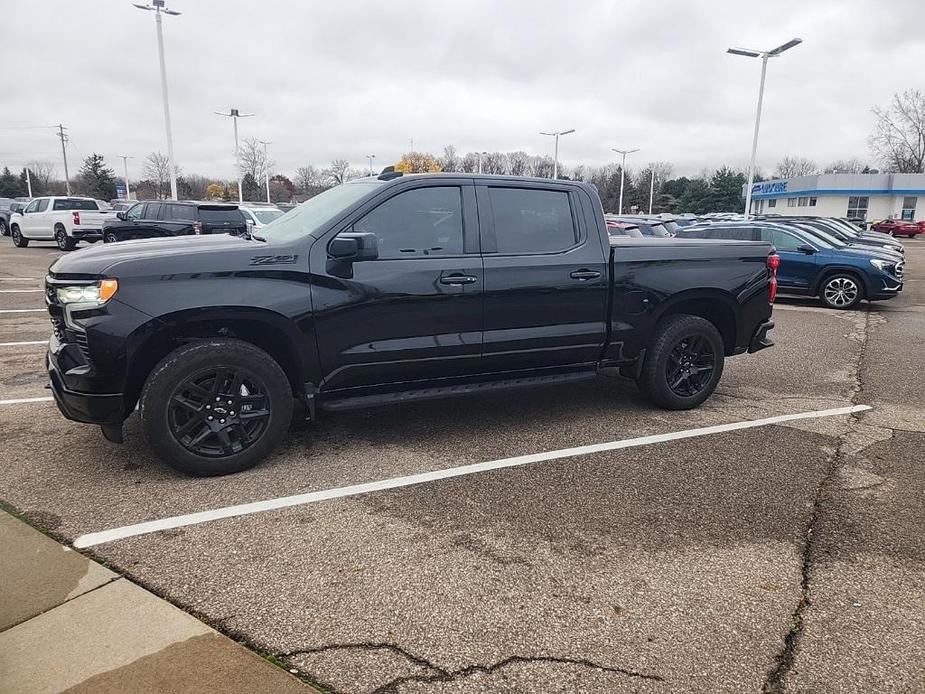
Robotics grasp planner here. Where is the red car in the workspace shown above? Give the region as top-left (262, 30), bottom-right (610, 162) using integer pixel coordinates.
top-left (870, 218), bottom-right (925, 238)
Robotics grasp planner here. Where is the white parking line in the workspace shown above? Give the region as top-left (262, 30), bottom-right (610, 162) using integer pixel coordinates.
top-left (0, 396), bottom-right (54, 405)
top-left (0, 277), bottom-right (39, 281)
top-left (73, 404), bottom-right (871, 548)
top-left (0, 309), bottom-right (46, 314)
top-left (0, 289), bottom-right (43, 293)
top-left (0, 341), bottom-right (46, 347)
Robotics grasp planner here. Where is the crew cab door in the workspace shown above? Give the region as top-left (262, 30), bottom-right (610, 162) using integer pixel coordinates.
top-left (477, 183), bottom-right (608, 371)
top-left (19, 199), bottom-right (42, 236)
top-left (761, 228), bottom-right (818, 290)
top-left (310, 182), bottom-right (483, 391)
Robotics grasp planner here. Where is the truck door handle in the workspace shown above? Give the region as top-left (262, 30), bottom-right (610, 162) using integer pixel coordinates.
top-left (440, 274), bottom-right (478, 285)
top-left (569, 269), bottom-right (601, 280)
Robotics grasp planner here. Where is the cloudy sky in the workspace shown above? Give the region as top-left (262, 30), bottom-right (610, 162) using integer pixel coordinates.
top-left (3, 0), bottom-right (923, 181)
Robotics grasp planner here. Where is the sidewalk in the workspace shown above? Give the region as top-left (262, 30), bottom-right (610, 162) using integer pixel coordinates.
top-left (0, 510), bottom-right (314, 693)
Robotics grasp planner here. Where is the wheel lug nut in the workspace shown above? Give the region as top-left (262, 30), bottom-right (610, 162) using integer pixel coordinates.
top-left (230, 411), bottom-right (235, 416)
top-left (205, 405), bottom-right (211, 410)
top-left (220, 419), bottom-right (225, 424)
top-left (215, 397), bottom-right (221, 402)
top-left (208, 416), bottom-right (213, 420)
top-left (227, 400), bottom-right (233, 405)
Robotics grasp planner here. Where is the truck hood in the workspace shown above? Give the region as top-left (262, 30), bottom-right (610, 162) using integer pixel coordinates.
top-left (48, 234), bottom-right (273, 277)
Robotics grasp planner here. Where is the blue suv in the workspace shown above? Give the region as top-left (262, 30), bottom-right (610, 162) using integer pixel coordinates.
top-left (678, 221), bottom-right (904, 309)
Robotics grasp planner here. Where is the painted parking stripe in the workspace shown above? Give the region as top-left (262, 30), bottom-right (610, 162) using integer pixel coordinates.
top-left (0, 277), bottom-right (39, 281)
top-left (74, 404), bottom-right (871, 548)
top-left (0, 341), bottom-right (46, 347)
top-left (0, 396), bottom-right (54, 405)
top-left (0, 289), bottom-right (43, 293)
top-left (0, 309), bottom-right (46, 314)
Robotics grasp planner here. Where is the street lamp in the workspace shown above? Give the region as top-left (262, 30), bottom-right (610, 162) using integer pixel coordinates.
top-left (611, 148), bottom-right (639, 215)
top-left (477, 151), bottom-right (488, 174)
top-left (727, 37), bottom-right (802, 218)
top-left (540, 129), bottom-right (575, 179)
top-left (133, 0), bottom-right (180, 200)
top-left (119, 155), bottom-right (133, 200)
top-left (257, 140), bottom-right (272, 203)
top-left (214, 108), bottom-right (254, 203)
top-left (366, 153), bottom-right (376, 175)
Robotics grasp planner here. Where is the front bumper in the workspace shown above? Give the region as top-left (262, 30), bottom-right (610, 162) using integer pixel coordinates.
top-left (748, 319), bottom-right (774, 353)
top-left (47, 349), bottom-right (123, 425)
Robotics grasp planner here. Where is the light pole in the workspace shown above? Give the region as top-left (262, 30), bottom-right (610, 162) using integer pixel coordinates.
top-left (648, 168), bottom-right (655, 214)
top-left (612, 148), bottom-right (639, 214)
top-left (540, 129), bottom-right (575, 179)
top-left (257, 139), bottom-right (271, 203)
top-left (134, 0), bottom-right (180, 200)
top-left (366, 154), bottom-right (376, 175)
top-left (477, 151), bottom-right (487, 174)
top-left (728, 38), bottom-right (802, 218)
top-left (24, 166), bottom-right (33, 198)
top-left (214, 108), bottom-right (254, 203)
top-left (119, 155), bottom-right (132, 200)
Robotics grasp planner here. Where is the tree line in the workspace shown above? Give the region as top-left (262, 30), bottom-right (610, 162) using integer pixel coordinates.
top-left (2, 88), bottom-right (923, 211)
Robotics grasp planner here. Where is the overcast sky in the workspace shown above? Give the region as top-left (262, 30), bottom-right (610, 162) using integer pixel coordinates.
top-left (3, 0), bottom-right (923, 181)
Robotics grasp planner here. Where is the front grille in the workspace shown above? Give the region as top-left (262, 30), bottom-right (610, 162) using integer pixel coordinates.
top-left (73, 330), bottom-right (92, 363)
top-left (50, 315), bottom-right (66, 341)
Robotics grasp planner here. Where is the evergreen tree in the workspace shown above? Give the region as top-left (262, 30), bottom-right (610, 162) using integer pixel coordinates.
top-left (0, 167), bottom-right (26, 197)
top-left (76, 153), bottom-right (117, 200)
top-left (241, 173), bottom-right (262, 201)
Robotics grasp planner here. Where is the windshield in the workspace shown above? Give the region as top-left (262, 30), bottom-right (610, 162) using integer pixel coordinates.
top-left (251, 208), bottom-right (284, 224)
top-left (794, 223), bottom-right (846, 248)
top-left (258, 182), bottom-right (382, 241)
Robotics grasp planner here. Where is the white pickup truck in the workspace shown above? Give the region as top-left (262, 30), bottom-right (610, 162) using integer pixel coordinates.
top-left (9, 196), bottom-right (117, 251)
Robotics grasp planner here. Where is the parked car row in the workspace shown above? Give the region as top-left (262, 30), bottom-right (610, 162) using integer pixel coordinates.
top-left (675, 216), bottom-right (905, 310)
top-left (5, 196), bottom-right (293, 249)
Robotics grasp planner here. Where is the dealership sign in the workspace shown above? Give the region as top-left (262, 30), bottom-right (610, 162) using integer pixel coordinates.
top-left (752, 181), bottom-right (787, 195)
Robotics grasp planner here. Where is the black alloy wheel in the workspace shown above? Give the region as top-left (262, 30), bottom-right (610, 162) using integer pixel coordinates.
top-left (167, 367), bottom-right (271, 457)
top-left (665, 334), bottom-right (716, 397)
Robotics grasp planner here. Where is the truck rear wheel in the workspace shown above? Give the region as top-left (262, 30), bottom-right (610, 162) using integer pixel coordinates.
top-left (636, 314), bottom-right (725, 410)
top-left (139, 339), bottom-right (294, 476)
top-left (55, 225), bottom-right (76, 251)
top-left (10, 224), bottom-right (28, 247)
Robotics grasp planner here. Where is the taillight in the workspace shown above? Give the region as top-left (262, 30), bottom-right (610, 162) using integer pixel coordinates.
top-left (193, 221), bottom-right (202, 235)
top-left (72, 211), bottom-right (80, 226)
top-left (767, 253), bottom-right (780, 303)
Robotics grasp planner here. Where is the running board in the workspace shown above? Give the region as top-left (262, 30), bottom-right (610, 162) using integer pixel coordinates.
top-left (320, 371), bottom-right (597, 412)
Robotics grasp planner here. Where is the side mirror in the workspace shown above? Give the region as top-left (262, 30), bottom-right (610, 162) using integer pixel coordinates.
top-left (116, 211), bottom-right (126, 221)
top-left (797, 244), bottom-right (817, 254)
top-left (329, 231), bottom-right (378, 261)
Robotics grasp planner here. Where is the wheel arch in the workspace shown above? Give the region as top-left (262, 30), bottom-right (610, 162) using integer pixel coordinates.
top-left (650, 289), bottom-right (739, 356)
top-left (123, 307), bottom-right (312, 415)
top-left (812, 265), bottom-right (870, 297)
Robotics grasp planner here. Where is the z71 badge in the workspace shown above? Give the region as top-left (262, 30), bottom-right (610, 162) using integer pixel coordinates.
top-left (249, 254), bottom-right (299, 266)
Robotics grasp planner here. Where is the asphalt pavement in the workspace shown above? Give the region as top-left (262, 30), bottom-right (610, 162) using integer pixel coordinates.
top-left (1, 235), bottom-right (923, 693)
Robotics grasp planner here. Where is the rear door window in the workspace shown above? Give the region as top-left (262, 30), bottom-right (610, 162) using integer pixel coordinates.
top-left (161, 203), bottom-right (194, 221)
top-left (488, 187), bottom-right (577, 254)
top-left (145, 202), bottom-right (163, 220)
top-left (199, 207), bottom-right (246, 224)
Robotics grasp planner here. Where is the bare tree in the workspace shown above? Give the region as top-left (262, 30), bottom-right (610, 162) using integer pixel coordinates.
top-left (440, 145), bottom-right (460, 172)
top-left (508, 150), bottom-right (530, 177)
top-left (142, 152), bottom-right (180, 199)
top-left (823, 158), bottom-right (868, 174)
top-left (869, 89), bottom-right (925, 173)
top-left (773, 156), bottom-right (819, 178)
top-left (482, 151), bottom-right (508, 174)
top-left (460, 152), bottom-right (479, 173)
top-left (323, 159), bottom-right (361, 185)
top-left (26, 161), bottom-right (56, 193)
top-left (294, 165), bottom-right (325, 193)
top-left (529, 155), bottom-right (555, 179)
top-left (238, 137), bottom-right (273, 181)
top-left (183, 174), bottom-right (211, 200)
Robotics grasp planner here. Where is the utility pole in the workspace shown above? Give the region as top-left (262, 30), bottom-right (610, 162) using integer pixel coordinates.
top-left (119, 155), bottom-right (132, 200)
top-left (56, 124), bottom-right (71, 195)
top-left (648, 168), bottom-right (655, 214)
top-left (24, 166), bottom-right (33, 198)
top-left (612, 147), bottom-right (639, 214)
top-left (215, 108), bottom-right (254, 203)
top-left (257, 139), bottom-right (272, 203)
top-left (134, 1), bottom-right (181, 200)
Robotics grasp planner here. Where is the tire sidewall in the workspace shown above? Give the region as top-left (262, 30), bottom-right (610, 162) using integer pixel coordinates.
top-left (139, 339), bottom-right (293, 476)
top-left (820, 273), bottom-right (863, 310)
top-left (639, 315), bottom-right (725, 410)
top-left (0, 219), bottom-right (7, 236)
top-left (55, 226), bottom-right (71, 251)
top-left (105, 232), bottom-right (118, 244)
top-left (11, 225), bottom-right (26, 247)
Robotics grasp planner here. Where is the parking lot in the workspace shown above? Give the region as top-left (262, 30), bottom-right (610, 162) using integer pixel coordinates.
top-left (1, 237), bottom-right (923, 693)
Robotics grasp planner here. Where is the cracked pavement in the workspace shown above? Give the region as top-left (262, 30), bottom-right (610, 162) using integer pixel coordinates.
top-left (1, 240), bottom-right (924, 693)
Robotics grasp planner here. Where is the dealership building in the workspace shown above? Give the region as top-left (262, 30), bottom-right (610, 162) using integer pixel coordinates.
top-left (747, 173), bottom-right (925, 222)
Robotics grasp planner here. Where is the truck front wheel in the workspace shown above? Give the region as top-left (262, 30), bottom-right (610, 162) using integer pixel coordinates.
top-left (139, 339), bottom-right (294, 476)
top-left (636, 314), bottom-right (725, 410)
top-left (10, 224), bottom-right (28, 247)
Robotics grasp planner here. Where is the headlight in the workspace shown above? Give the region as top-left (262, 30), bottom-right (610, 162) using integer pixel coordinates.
top-left (869, 259), bottom-right (896, 275)
top-left (55, 279), bottom-right (118, 306)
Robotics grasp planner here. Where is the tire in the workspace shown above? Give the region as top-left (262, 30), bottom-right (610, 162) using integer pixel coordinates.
top-left (139, 338), bottom-right (294, 476)
top-left (0, 219), bottom-right (7, 236)
top-left (819, 272), bottom-right (864, 310)
top-left (55, 225), bottom-right (76, 251)
top-left (104, 231), bottom-right (118, 244)
top-left (10, 224), bottom-right (28, 248)
top-left (636, 314), bottom-right (725, 410)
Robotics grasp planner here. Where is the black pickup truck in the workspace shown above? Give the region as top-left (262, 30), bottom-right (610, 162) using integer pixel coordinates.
top-left (45, 173), bottom-right (776, 476)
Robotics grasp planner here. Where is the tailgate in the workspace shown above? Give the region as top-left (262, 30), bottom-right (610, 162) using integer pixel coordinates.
top-left (74, 211), bottom-right (115, 229)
